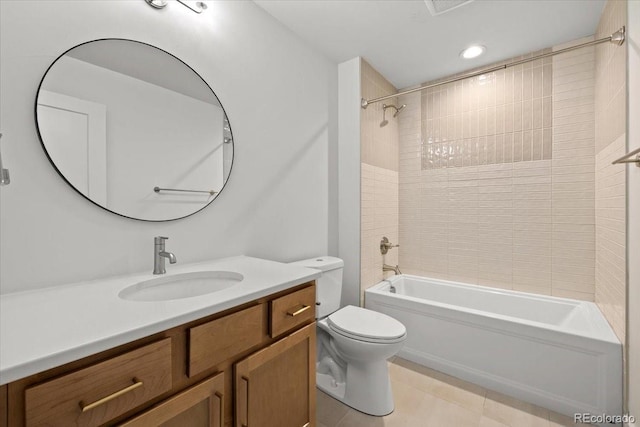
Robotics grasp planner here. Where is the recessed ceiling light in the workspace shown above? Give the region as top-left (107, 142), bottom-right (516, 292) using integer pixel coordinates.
top-left (460, 45), bottom-right (486, 59)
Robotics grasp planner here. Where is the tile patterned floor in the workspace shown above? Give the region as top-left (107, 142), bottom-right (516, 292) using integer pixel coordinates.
top-left (317, 358), bottom-right (587, 427)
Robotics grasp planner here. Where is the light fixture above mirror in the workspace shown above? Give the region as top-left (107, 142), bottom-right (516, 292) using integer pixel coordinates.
top-left (145, 0), bottom-right (168, 9)
top-left (145, 0), bottom-right (207, 14)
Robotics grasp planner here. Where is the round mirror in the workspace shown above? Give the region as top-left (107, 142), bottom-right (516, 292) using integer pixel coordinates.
top-left (35, 39), bottom-right (233, 221)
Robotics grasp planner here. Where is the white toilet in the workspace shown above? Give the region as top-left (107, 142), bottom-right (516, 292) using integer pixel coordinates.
top-left (290, 256), bottom-right (406, 416)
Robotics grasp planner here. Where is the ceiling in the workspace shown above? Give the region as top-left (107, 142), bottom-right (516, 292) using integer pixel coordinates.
top-left (254, 0), bottom-right (606, 89)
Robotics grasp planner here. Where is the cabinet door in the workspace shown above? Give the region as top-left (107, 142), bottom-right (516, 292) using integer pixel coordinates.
top-left (119, 372), bottom-right (224, 427)
top-left (235, 323), bottom-right (316, 427)
top-left (0, 385), bottom-right (7, 427)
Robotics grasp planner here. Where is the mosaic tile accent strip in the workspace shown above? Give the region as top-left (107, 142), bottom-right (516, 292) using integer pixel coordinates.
top-left (420, 50), bottom-right (553, 170)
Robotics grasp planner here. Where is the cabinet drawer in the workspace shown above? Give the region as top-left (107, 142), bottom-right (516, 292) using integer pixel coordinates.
top-left (25, 338), bottom-right (172, 427)
top-left (188, 304), bottom-right (264, 377)
top-left (270, 285), bottom-right (315, 338)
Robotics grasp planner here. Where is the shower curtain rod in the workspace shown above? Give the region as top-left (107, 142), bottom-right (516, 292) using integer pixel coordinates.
top-left (361, 26), bottom-right (626, 109)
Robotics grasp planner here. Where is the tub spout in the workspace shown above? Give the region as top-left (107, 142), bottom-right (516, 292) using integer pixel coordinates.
top-left (383, 263), bottom-right (402, 275)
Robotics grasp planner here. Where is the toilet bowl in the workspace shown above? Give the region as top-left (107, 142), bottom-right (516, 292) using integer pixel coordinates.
top-left (289, 257), bottom-right (407, 416)
top-left (318, 305), bottom-right (406, 415)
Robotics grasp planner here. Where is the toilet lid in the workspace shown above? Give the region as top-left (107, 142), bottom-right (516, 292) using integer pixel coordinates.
top-left (327, 305), bottom-right (406, 342)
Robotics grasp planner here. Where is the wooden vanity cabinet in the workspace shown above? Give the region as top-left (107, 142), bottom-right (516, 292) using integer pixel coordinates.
top-left (235, 323), bottom-right (316, 427)
top-left (6, 281), bottom-right (316, 427)
top-left (1, 384), bottom-right (7, 427)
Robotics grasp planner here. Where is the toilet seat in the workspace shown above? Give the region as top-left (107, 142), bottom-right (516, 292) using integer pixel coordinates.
top-left (327, 305), bottom-right (406, 344)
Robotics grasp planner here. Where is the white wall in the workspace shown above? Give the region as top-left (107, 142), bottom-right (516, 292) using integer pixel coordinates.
top-left (626, 0), bottom-right (639, 422)
top-left (0, 0), bottom-right (337, 293)
top-left (338, 58), bottom-right (361, 306)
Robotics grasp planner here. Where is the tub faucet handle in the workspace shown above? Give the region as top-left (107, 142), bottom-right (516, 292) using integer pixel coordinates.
top-left (380, 236), bottom-right (399, 255)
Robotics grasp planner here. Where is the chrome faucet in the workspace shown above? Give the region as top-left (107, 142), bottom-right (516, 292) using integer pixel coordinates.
top-left (153, 236), bottom-right (177, 274)
top-left (383, 264), bottom-right (402, 275)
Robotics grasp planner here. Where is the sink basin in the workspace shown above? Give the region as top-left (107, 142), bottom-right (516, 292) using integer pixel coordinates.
top-left (119, 271), bottom-right (244, 302)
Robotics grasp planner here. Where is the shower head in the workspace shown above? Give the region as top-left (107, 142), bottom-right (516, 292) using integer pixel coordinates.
top-left (393, 104), bottom-right (406, 117)
top-left (383, 103), bottom-right (406, 119)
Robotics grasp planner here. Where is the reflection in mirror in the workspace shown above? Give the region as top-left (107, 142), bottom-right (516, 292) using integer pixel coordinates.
top-left (36, 39), bottom-right (233, 221)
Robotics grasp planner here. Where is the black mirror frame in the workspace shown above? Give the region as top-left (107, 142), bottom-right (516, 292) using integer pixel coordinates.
top-left (34, 38), bottom-right (234, 222)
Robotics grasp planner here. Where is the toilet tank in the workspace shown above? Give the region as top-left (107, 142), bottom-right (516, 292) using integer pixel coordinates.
top-left (289, 256), bottom-right (344, 319)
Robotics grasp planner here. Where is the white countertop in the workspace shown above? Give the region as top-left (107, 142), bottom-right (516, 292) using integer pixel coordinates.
top-left (0, 256), bottom-right (320, 385)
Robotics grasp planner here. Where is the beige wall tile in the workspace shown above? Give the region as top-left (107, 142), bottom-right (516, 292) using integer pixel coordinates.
top-left (514, 101), bottom-right (523, 131)
top-left (394, 34), bottom-right (606, 301)
top-left (360, 61), bottom-right (404, 303)
top-left (360, 161), bottom-right (400, 298)
top-left (595, 135), bottom-right (626, 342)
top-left (593, 0), bottom-right (627, 343)
top-left (360, 59), bottom-right (399, 171)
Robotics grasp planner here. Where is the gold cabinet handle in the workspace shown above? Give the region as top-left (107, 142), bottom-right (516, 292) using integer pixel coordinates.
top-left (239, 376), bottom-right (249, 427)
top-left (79, 378), bottom-right (143, 412)
top-left (286, 305), bottom-right (311, 317)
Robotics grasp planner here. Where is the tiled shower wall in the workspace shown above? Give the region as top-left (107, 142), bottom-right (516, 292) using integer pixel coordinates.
top-left (594, 0), bottom-right (627, 343)
top-left (549, 38), bottom-right (597, 301)
top-left (420, 50), bottom-right (553, 169)
top-left (360, 59), bottom-right (399, 304)
top-left (399, 39), bottom-right (597, 300)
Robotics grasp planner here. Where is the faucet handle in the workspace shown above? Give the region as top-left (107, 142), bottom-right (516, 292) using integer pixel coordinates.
top-left (154, 236), bottom-right (169, 244)
top-left (380, 237), bottom-right (399, 254)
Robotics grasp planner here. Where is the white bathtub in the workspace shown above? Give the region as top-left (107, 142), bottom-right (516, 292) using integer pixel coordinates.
top-left (365, 275), bottom-right (622, 420)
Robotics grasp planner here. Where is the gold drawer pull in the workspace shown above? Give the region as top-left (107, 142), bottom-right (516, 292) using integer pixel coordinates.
top-left (79, 378), bottom-right (143, 412)
top-left (287, 305), bottom-right (311, 317)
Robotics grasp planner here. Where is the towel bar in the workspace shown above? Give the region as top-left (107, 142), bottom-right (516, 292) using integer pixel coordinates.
top-left (611, 147), bottom-right (640, 167)
top-left (154, 186), bottom-right (217, 196)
